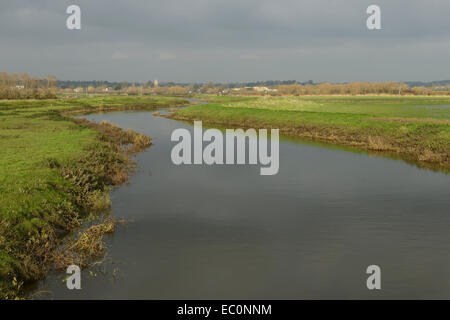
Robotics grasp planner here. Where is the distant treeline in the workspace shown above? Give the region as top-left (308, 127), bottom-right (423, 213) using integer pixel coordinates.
top-left (273, 82), bottom-right (447, 96)
top-left (226, 80), bottom-right (312, 88)
top-left (56, 79), bottom-right (311, 89)
top-left (0, 72), bottom-right (57, 99)
top-left (58, 81), bottom-right (449, 96)
top-left (56, 79), bottom-right (450, 94)
top-left (3, 72), bottom-right (449, 98)
top-left (58, 80), bottom-right (136, 90)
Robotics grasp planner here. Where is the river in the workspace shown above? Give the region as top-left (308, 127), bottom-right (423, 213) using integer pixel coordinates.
top-left (32, 106), bottom-right (450, 299)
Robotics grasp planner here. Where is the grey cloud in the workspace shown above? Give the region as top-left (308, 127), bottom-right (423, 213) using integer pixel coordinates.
top-left (0, 0), bottom-right (449, 82)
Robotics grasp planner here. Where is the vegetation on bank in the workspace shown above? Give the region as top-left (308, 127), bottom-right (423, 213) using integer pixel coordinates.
top-left (170, 95), bottom-right (450, 170)
top-left (0, 95), bottom-right (188, 299)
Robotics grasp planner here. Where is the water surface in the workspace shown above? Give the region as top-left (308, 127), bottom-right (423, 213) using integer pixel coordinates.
top-left (33, 108), bottom-right (450, 299)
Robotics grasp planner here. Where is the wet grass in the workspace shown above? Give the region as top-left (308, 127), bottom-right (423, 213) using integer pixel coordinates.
top-left (0, 95), bottom-right (188, 299)
top-left (171, 96), bottom-right (450, 170)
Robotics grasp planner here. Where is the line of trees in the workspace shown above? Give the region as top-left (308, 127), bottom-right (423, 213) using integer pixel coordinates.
top-left (273, 82), bottom-right (445, 96)
top-left (70, 81), bottom-right (447, 96)
top-left (0, 72), bottom-right (57, 99)
top-left (149, 81), bottom-right (448, 96)
top-left (3, 72), bottom-right (448, 98)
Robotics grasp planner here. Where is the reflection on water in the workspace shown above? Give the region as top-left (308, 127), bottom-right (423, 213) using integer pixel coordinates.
top-left (33, 109), bottom-right (450, 299)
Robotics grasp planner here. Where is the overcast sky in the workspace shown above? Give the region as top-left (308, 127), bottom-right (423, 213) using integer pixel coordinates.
top-left (1, 0), bottom-right (449, 83)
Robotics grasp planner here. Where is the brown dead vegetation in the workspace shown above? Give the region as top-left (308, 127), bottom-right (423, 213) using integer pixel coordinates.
top-left (51, 218), bottom-right (128, 270)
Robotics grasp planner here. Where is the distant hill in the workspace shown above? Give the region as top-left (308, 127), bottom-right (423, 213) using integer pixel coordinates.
top-left (405, 80), bottom-right (450, 87)
top-left (57, 79), bottom-right (450, 89)
top-left (57, 80), bottom-right (138, 90)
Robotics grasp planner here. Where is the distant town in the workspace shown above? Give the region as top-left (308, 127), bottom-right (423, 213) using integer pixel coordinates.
top-left (1, 72), bottom-right (450, 100)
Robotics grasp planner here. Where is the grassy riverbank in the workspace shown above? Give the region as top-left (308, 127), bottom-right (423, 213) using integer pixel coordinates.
top-left (170, 95), bottom-right (450, 170)
top-left (0, 95), bottom-right (188, 298)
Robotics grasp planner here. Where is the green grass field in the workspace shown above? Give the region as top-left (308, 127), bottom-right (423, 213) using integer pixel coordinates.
top-left (0, 95), bottom-right (188, 298)
top-left (0, 95), bottom-right (186, 217)
top-left (218, 96), bottom-right (450, 119)
top-left (172, 95), bottom-right (450, 170)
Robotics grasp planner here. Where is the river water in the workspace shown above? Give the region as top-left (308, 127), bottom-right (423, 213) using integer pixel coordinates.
top-left (32, 107), bottom-right (450, 299)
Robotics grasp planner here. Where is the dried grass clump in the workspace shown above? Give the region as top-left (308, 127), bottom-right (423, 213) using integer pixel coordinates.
top-left (367, 136), bottom-right (393, 151)
top-left (418, 149), bottom-right (441, 162)
top-left (124, 128), bottom-right (152, 152)
top-left (52, 218), bottom-right (127, 270)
